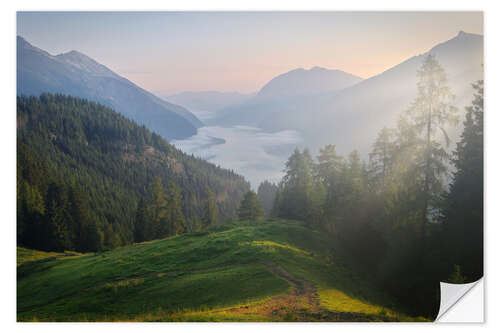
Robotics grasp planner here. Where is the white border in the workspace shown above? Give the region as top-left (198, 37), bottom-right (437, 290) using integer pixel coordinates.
top-left (2, 1), bottom-right (498, 332)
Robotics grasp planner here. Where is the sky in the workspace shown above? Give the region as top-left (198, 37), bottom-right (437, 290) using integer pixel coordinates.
top-left (17, 11), bottom-right (483, 95)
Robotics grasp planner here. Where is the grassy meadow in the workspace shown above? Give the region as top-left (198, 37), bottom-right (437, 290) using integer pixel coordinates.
top-left (17, 219), bottom-right (427, 322)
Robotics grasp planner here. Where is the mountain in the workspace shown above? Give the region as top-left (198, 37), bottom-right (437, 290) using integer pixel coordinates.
top-left (17, 94), bottom-right (250, 252)
top-left (165, 91), bottom-right (255, 121)
top-left (208, 67), bottom-right (363, 126)
top-left (210, 32), bottom-right (483, 155)
top-left (17, 36), bottom-right (202, 141)
top-left (255, 66), bottom-right (363, 101)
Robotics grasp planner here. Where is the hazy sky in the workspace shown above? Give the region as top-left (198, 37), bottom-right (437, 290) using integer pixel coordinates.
top-left (17, 12), bottom-right (483, 94)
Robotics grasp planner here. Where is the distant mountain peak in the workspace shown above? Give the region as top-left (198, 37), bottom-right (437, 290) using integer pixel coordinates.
top-left (455, 30), bottom-right (482, 39)
top-left (17, 35), bottom-right (52, 57)
top-left (55, 49), bottom-right (118, 78)
top-left (17, 35), bottom-right (28, 45)
top-left (255, 66), bottom-right (363, 100)
top-left (428, 30), bottom-right (483, 56)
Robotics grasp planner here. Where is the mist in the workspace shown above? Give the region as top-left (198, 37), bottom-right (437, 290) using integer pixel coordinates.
top-left (172, 126), bottom-right (303, 188)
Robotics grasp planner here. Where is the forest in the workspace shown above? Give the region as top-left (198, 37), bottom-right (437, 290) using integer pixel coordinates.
top-left (268, 55), bottom-right (483, 316)
top-left (17, 94), bottom-right (250, 252)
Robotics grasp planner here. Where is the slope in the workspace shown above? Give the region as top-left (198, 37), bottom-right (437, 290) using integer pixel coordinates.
top-left (17, 36), bottom-right (202, 141)
top-left (17, 219), bottom-right (425, 322)
top-left (17, 94), bottom-right (250, 251)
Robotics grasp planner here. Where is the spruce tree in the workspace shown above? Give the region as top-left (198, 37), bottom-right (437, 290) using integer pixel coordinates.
top-left (404, 54), bottom-right (458, 240)
top-left (238, 191), bottom-right (264, 221)
top-left (368, 127), bottom-right (396, 189)
top-left (279, 148), bottom-right (314, 220)
top-left (442, 79), bottom-right (483, 280)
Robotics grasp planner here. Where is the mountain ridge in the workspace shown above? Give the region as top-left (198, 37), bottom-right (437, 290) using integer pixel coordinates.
top-left (17, 36), bottom-right (202, 141)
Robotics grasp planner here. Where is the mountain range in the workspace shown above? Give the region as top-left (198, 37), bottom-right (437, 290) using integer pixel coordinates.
top-left (17, 36), bottom-right (202, 141)
top-left (17, 31), bottom-right (484, 173)
top-left (207, 67), bottom-right (364, 127)
top-left (208, 31), bottom-right (483, 155)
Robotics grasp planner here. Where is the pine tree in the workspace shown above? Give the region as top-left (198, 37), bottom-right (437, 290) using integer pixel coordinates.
top-left (316, 145), bottom-right (344, 225)
top-left (368, 127), bottom-right (396, 189)
top-left (405, 54), bottom-right (459, 240)
top-left (442, 79), bottom-right (483, 280)
top-left (279, 148), bottom-right (314, 220)
top-left (238, 191), bottom-right (264, 221)
top-left (308, 180), bottom-right (326, 229)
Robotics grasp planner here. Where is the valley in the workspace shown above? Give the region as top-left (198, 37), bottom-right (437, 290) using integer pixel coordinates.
top-left (15, 12), bottom-right (484, 323)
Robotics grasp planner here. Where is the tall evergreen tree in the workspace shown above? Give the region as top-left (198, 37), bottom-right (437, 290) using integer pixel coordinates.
top-left (316, 144), bottom-right (344, 229)
top-left (442, 79), bottom-right (483, 280)
top-left (405, 54), bottom-right (458, 240)
top-left (368, 127), bottom-right (396, 189)
top-left (238, 191), bottom-right (264, 221)
top-left (308, 180), bottom-right (326, 229)
top-left (316, 144), bottom-right (343, 185)
top-left (278, 148), bottom-right (314, 220)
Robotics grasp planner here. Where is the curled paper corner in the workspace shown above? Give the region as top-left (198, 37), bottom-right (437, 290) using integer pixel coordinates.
top-left (435, 278), bottom-right (484, 323)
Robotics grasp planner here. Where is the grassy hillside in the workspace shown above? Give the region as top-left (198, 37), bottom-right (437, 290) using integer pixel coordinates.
top-left (17, 219), bottom-right (427, 322)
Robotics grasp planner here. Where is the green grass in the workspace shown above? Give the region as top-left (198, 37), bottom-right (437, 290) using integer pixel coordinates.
top-left (16, 247), bottom-right (63, 266)
top-left (17, 219), bottom-right (426, 322)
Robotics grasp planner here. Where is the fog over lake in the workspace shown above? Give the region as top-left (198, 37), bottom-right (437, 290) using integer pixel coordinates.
top-left (172, 126), bottom-right (303, 188)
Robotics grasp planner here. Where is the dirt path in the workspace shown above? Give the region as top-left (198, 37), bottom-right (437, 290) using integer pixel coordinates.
top-left (212, 262), bottom-right (394, 322)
